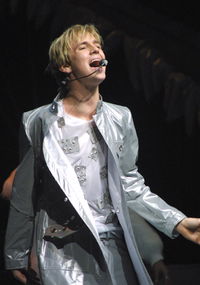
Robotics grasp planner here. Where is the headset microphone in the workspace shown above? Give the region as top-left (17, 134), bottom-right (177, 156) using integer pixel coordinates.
top-left (68, 59), bottom-right (108, 81)
top-left (99, 59), bottom-right (108, 66)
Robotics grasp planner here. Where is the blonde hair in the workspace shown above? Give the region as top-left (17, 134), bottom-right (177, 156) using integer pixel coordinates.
top-left (49, 24), bottom-right (103, 71)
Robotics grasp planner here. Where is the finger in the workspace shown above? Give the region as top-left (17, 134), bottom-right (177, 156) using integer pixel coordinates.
top-left (12, 270), bottom-right (27, 284)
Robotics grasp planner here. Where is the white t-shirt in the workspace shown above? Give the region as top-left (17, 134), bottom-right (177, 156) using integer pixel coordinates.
top-left (55, 100), bottom-right (120, 233)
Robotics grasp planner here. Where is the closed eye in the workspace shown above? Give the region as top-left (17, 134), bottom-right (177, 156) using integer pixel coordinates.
top-left (93, 42), bottom-right (102, 49)
top-left (78, 45), bottom-right (86, 50)
top-left (77, 42), bottom-right (102, 51)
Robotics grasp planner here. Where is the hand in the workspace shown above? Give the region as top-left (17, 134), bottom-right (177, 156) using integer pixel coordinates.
top-left (175, 217), bottom-right (200, 244)
top-left (1, 168), bottom-right (16, 200)
top-left (12, 268), bottom-right (41, 285)
top-left (12, 269), bottom-right (27, 284)
top-left (152, 260), bottom-right (171, 285)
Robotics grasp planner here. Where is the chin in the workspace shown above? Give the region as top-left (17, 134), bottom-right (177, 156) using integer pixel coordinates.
top-left (98, 73), bottom-right (106, 81)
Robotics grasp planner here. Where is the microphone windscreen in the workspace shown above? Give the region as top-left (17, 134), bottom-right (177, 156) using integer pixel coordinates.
top-left (99, 59), bottom-right (108, 66)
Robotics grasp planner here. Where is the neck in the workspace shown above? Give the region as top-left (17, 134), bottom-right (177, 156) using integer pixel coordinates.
top-left (62, 86), bottom-right (100, 120)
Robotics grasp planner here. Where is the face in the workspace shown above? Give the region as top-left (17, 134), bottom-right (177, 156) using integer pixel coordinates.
top-left (63, 33), bottom-right (106, 85)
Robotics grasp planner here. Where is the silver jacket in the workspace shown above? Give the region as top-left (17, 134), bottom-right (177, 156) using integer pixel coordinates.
top-left (5, 98), bottom-right (186, 285)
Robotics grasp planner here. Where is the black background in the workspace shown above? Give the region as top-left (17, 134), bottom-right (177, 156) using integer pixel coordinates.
top-left (1, 0), bottom-right (200, 280)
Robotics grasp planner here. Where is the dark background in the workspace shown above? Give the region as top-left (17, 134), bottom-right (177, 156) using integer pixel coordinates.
top-left (1, 0), bottom-right (200, 282)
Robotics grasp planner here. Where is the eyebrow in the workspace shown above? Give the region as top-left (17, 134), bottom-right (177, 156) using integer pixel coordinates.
top-left (76, 40), bottom-right (101, 47)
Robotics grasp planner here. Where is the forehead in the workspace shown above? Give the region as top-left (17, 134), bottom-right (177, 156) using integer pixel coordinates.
top-left (72, 33), bottom-right (100, 48)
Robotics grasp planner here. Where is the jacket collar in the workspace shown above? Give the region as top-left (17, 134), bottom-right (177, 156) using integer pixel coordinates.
top-left (49, 94), bottom-right (60, 114)
top-left (49, 100), bottom-right (58, 114)
top-left (49, 93), bottom-right (103, 116)
top-left (96, 94), bottom-right (103, 113)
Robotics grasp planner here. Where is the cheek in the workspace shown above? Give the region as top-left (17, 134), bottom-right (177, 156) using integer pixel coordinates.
top-left (70, 51), bottom-right (84, 63)
top-left (73, 54), bottom-right (89, 68)
top-left (70, 55), bottom-right (85, 68)
top-left (101, 50), bottom-right (106, 58)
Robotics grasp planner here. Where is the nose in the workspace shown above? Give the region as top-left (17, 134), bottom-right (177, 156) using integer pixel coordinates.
top-left (90, 44), bottom-right (99, 54)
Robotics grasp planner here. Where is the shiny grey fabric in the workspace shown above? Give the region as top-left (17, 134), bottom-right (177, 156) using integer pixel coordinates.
top-left (38, 214), bottom-right (112, 285)
top-left (4, 98), bottom-right (186, 285)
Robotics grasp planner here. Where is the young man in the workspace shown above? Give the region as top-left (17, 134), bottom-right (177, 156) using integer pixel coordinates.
top-left (4, 24), bottom-right (200, 285)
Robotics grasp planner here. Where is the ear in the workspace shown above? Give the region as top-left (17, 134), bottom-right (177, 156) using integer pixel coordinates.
top-left (59, 65), bottom-right (72, 74)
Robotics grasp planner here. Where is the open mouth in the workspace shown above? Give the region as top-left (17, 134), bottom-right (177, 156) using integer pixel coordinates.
top-left (89, 60), bottom-right (101, 67)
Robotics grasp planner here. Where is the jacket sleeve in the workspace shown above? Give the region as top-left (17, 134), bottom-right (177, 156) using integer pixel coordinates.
top-left (120, 108), bottom-right (186, 238)
top-left (4, 120), bottom-right (35, 270)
